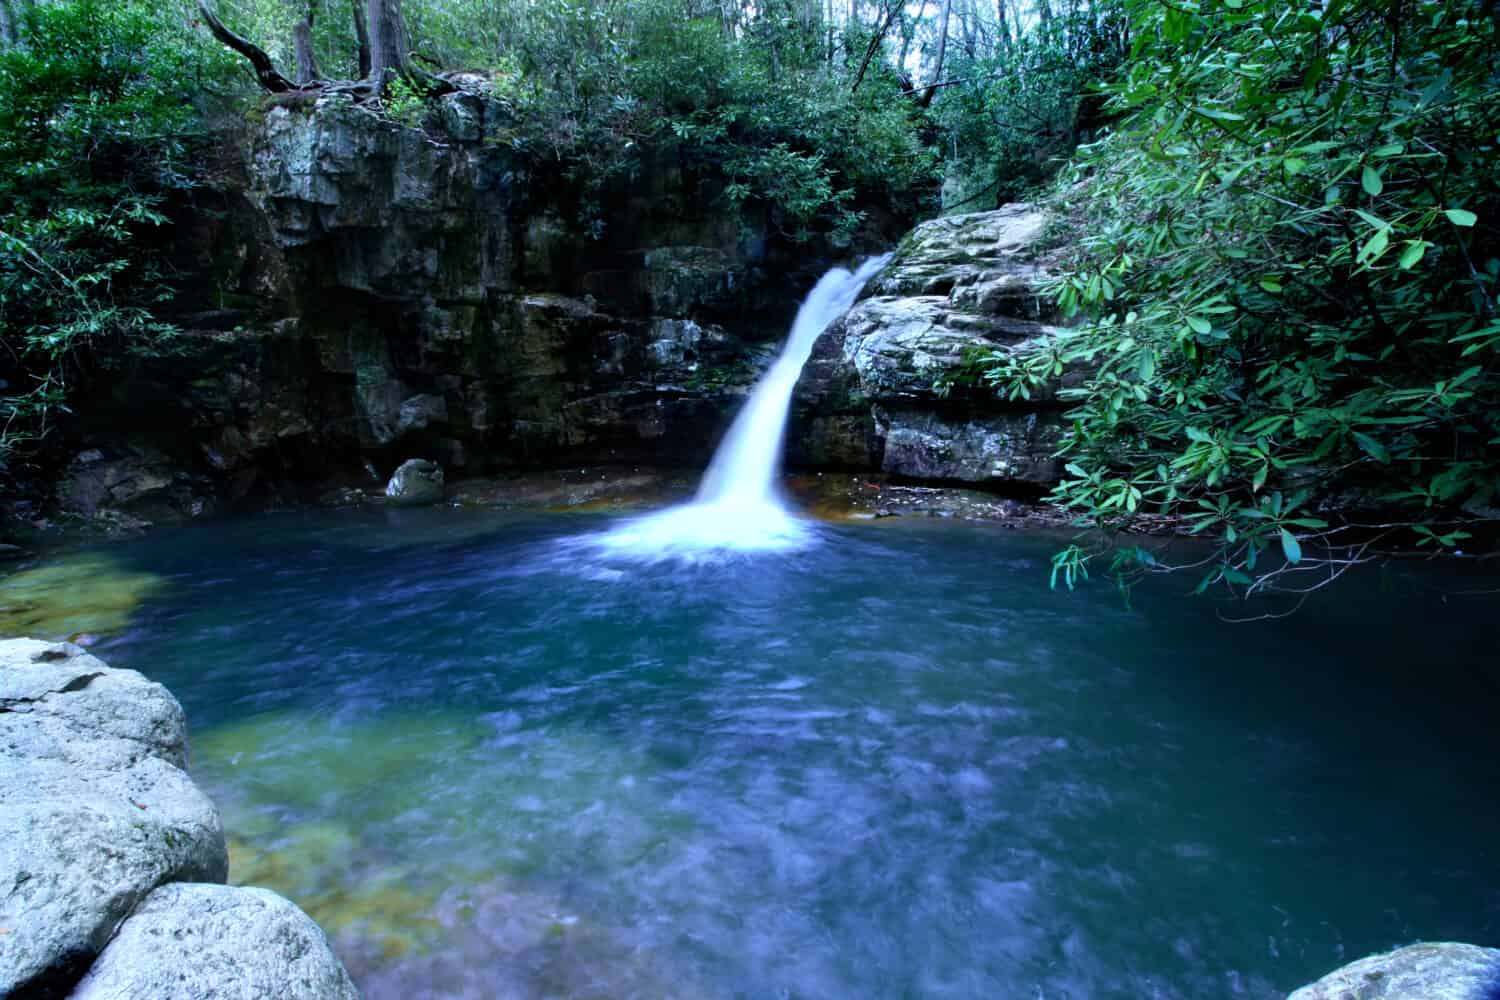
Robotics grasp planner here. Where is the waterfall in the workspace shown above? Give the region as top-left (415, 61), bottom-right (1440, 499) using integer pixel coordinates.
top-left (599, 254), bottom-right (890, 554)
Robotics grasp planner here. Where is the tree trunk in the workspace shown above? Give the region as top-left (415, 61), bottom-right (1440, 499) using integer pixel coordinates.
top-left (0, 0), bottom-right (16, 48)
top-left (364, 0), bottom-right (454, 95)
top-left (897, 0), bottom-right (929, 73)
top-left (350, 0), bottom-right (372, 77)
top-left (292, 0), bottom-right (319, 84)
top-left (850, 0), bottom-right (899, 92)
top-left (365, 0), bottom-right (413, 87)
top-left (916, 0), bottom-right (952, 108)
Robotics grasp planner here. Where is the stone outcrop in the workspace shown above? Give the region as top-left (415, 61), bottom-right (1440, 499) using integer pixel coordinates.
top-left (23, 95), bottom-right (1076, 530)
top-left (792, 204), bottom-right (1067, 488)
top-left (70, 883), bottom-right (359, 1000)
top-left (385, 458), bottom-right (445, 506)
top-left (41, 94), bottom-right (887, 530)
top-left (0, 638), bottom-right (355, 998)
top-left (0, 639), bottom-right (226, 996)
top-left (1289, 943), bottom-right (1500, 999)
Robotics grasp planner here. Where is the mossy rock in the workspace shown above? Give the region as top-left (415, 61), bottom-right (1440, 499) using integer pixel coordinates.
top-left (0, 553), bottom-right (163, 639)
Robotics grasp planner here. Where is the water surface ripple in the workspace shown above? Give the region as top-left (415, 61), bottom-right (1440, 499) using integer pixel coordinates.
top-left (97, 509), bottom-right (1500, 999)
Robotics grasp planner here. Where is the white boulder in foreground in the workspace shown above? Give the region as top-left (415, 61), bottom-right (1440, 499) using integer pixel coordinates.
top-left (0, 637), bottom-right (360, 998)
top-left (385, 458), bottom-right (444, 506)
top-left (1289, 942), bottom-right (1500, 999)
top-left (70, 882), bottom-right (359, 1000)
top-left (0, 639), bottom-right (227, 996)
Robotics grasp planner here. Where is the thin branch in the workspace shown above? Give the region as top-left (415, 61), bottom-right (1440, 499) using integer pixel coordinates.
top-left (851, 1), bottom-right (901, 93)
top-left (903, 68), bottom-right (1007, 95)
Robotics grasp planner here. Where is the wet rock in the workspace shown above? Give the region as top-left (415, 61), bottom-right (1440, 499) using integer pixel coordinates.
top-left (793, 203), bottom-right (1069, 488)
top-left (0, 639), bottom-right (227, 997)
top-left (1288, 942), bottom-right (1500, 1000)
top-left (641, 246), bottom-right (741, 317)
top-left (320, 486), bottom-right (368, 508)
top-left (878, 408), bottom-right (1062, 484)
top-left (57, 448), bottom-right (196, 520)
top-left (397, 393), bottom-right (449, 437)
top-left (646, 318), bottom-right (707, 368)
top-left (437, 92), bottom-right (484, 143)
top-left (868, 204), bottom-right (1051, 300)
top-left (385, 458), bottom-right (445, 506)
top-left (69, 883), bottom-right (359, 1000)
top-left (33, 95), bottom-right (929, 515)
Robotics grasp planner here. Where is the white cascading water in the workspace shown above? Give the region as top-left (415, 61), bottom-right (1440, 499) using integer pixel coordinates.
top-left (600, 253), bottom-right (891, 555)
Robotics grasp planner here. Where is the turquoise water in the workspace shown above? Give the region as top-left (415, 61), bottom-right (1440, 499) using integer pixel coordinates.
top-left (89, 508), bottom-right (1499, 998)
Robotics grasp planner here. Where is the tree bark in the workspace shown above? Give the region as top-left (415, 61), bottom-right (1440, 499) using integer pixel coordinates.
top-left (365, 0), bottom-right (413, 87)
top-left (364, 0), bottom-right (454, 95)
top-left (351, 0), bottom-right (372, 77)
top-left (0, 0), bottom-right (16, 48)
top-left (292, 0), bottom-right (319, 85)
top-left (196, 0), bottom-right (297, 93)
top-left (916, 0), bottom-right (952, 108)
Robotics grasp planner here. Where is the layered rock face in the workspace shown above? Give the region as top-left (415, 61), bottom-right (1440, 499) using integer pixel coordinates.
top-left (0, 638), bottom-right (355, 998)
top-left (55, 95), bottom-right (859, 525)
top-left (46, 96), bottom-right (1069, 526)
top-left (791, 205), bottom-right (1066, 488)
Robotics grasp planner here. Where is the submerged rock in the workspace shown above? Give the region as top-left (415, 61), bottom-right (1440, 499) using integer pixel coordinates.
top-left (1289, 943), bottom-right (1500, 999)
top-left (385, 459), bottom-right (445, 506)
top-left (69, 883), bottom-right (359, 1000)
top-left (0, 553), bottom-right (163, 640)
top-left (0, 639), bottom-right (227, 997)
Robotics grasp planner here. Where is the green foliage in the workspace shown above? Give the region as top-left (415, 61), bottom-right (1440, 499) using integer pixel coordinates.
top-left (206, 0), bottom-right (941, 242)
top-left (471, 0), bottom-right (940, 244)
top-left (930, 4), bottom-right (1130, 207)
top-left (0, 0), bottom-right (232, 477)
top-left (987, 0), bottom-right (1500, 596)
top-left (382, 75), bottom-right (429, 129)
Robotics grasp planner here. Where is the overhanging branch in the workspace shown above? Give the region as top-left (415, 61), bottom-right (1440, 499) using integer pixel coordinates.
top-left (196, 0), bottom-right (297, 94)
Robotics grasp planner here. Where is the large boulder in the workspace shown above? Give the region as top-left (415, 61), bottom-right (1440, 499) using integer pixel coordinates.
top-left (792, 204), bottom-right (1069, 488)
top-left (384, 458), bottom-right (445, 506)
top-left (69, 883), bottom-right (360, 1000)
top-left (1288, 942), bottom-right (1500, 999)
top-left (0, 639), bottom-right (227, 997)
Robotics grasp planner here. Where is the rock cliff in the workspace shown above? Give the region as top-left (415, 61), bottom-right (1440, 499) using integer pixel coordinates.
top-left (32, 95), bottom-right (1068, 531)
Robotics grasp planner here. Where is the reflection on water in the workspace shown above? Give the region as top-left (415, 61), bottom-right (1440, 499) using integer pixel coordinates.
top-left (85, 508), bottom-right (1500, 999)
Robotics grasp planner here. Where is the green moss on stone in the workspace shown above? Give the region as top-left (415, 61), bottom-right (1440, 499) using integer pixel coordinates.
top-left (0, 553), bottom-right (164, 639)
